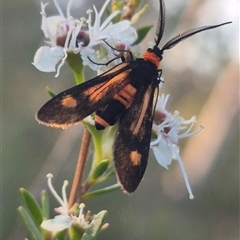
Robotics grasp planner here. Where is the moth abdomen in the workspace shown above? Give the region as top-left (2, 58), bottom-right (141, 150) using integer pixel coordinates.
top-left (94, 83), bottom-right (137, 130)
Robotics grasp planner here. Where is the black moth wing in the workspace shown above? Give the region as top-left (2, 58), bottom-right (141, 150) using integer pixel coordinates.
top-left (114, 79), bottom-right (159, 193)
top-left (36, 62), bottom-right (133, 128)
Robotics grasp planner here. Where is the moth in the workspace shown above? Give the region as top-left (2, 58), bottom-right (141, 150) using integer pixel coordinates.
top-left (36, 0), bottom-right (231, 193)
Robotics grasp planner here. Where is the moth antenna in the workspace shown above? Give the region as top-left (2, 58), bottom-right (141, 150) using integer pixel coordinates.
top-left (161, 21), bottom-right (232, 52)
top-left (154, 0), bottom-right (166, 47)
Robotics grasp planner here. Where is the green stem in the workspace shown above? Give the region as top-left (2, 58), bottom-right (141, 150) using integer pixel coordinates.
top-left (66, 52), bottom-right (85, 85)
top-left (85, 123), bottom-right (104, 166)
top-left (81, 184), bottom-right (120, 200)
top-left (81, 169), bottom-right (115, 194)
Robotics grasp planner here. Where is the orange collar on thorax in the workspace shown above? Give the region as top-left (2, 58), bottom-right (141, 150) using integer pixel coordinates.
top-left (142, 51), bottom-right (161, 69)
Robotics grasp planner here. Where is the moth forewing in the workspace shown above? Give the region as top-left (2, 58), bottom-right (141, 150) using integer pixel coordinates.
top-left (36, 62), bottom-right (133, 128)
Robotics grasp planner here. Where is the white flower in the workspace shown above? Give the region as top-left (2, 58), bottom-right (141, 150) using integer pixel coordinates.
top-left (150, 94), bottom-right (204, 199)
top-left (41, 174), bottom-right (88, 232)
top-left (33, 1), bottom-right (83, 77)
top-left (33, 0), bottom-right (137, 76)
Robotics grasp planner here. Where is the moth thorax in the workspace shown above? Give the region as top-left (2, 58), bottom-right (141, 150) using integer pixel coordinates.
top-left (142, 50), bottom-right (161, 68)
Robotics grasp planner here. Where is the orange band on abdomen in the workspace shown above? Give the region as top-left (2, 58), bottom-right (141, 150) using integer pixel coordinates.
top-left (113, 84), bottom-right (137, 108)
top-left (94, 115), bottom-right (110, 128)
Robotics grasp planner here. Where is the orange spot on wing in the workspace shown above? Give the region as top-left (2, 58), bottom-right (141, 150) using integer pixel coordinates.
top-left (130, 151), bottom-right (142, 166)
top-left (61, 95), bottom-right (77, 108)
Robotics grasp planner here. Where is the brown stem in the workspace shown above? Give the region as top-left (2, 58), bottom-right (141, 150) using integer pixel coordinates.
top-left (68, 128), bottom-right (91, 208)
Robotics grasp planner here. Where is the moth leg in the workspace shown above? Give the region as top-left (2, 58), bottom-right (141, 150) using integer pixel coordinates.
top-left (103, 40), bottom-right (134, 61)
top-left (87, 56), bottom-right (123, 66)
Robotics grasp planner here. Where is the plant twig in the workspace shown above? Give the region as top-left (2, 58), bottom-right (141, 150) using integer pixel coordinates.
top-left (68, 128), bottom-right (91, 208)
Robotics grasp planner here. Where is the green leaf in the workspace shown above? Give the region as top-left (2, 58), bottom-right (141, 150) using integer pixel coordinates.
top-left (131, 3), bottom-right (148, 24)
top-left (18, 206), bottom-right (44, 240)
top-left (66, 52), bottom-right (85, 85)
top-left (54, 229), bottom-right (68, 240)
top-left (132, 25), bottom-right (153, 45)
top-left (46, 86), bottom-right (56, 97)
top-left (20, 188), bottom-right (43, 226)
top-left (84, 122), bottom-right (105, 164)
top-left (41, 190), bottom-right (49, 219)
top-left (84, 123), bottom-right (116, 166)
top-left (128, 0), bottom-right (141, 10)
top-left (81, 211), bottom-right (107, 240)
top-left (90, 159), bottom-right (109, 182)
top-left (81, 184), bottom-right (120, 200)
top-left (98, 46), bottom-right (108, 60)
top-left (110, 0), bottom-right (124, 23)
top-left (111, 0), bottom-right (125, 12)
top-left (69, 223), bottom-right (85, 240)
top-left (105, 6), bottom-right (111, 17)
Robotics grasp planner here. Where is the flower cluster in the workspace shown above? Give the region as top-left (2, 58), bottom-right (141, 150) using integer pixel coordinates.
top-left (150, 94), bottom-right (204, 199)
top-left (41, 174), bottom-right (89, 231)
top-left (33, 0), bottom-right (137, 77)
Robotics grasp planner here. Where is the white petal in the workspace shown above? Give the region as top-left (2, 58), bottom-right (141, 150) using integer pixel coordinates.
top-left (100, 20), bottom-right (137, 44)
top-left (101, 20), bottom-right (130, 35)
top-left (41, 215), bottom-right (72, 231)
top-left (80, 48), bottom-right (101, 71)
top-left (155, 94), bottom-right (170, 113)
top-left (32, 46), bottom-right (65, 72)
top-left (152, 140), bottom-right (173, 169)
top-left (99, 10), bottom-right (120, 31)
top-left (119, 26), bottom-right (138, 45)
top-left (41, 16), bottom-right (65, 39)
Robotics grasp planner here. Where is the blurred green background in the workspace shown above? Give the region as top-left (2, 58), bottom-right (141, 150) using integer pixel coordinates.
top-left (2, 0), bottom-right (239, 239)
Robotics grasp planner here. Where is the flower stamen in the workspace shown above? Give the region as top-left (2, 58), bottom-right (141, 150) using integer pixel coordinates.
top-left (53, 0), bottom-right (64, 18)
top-left (66, 0), bottom-right (73, 19)
top-left (167, 142), bottom-right (194, 199)
top-left (46, 173), bottom-right (66, 207)
top-left (77, 203), bottom-right (86, 224)
top-left (55, 50), bottom-right (67, 77)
